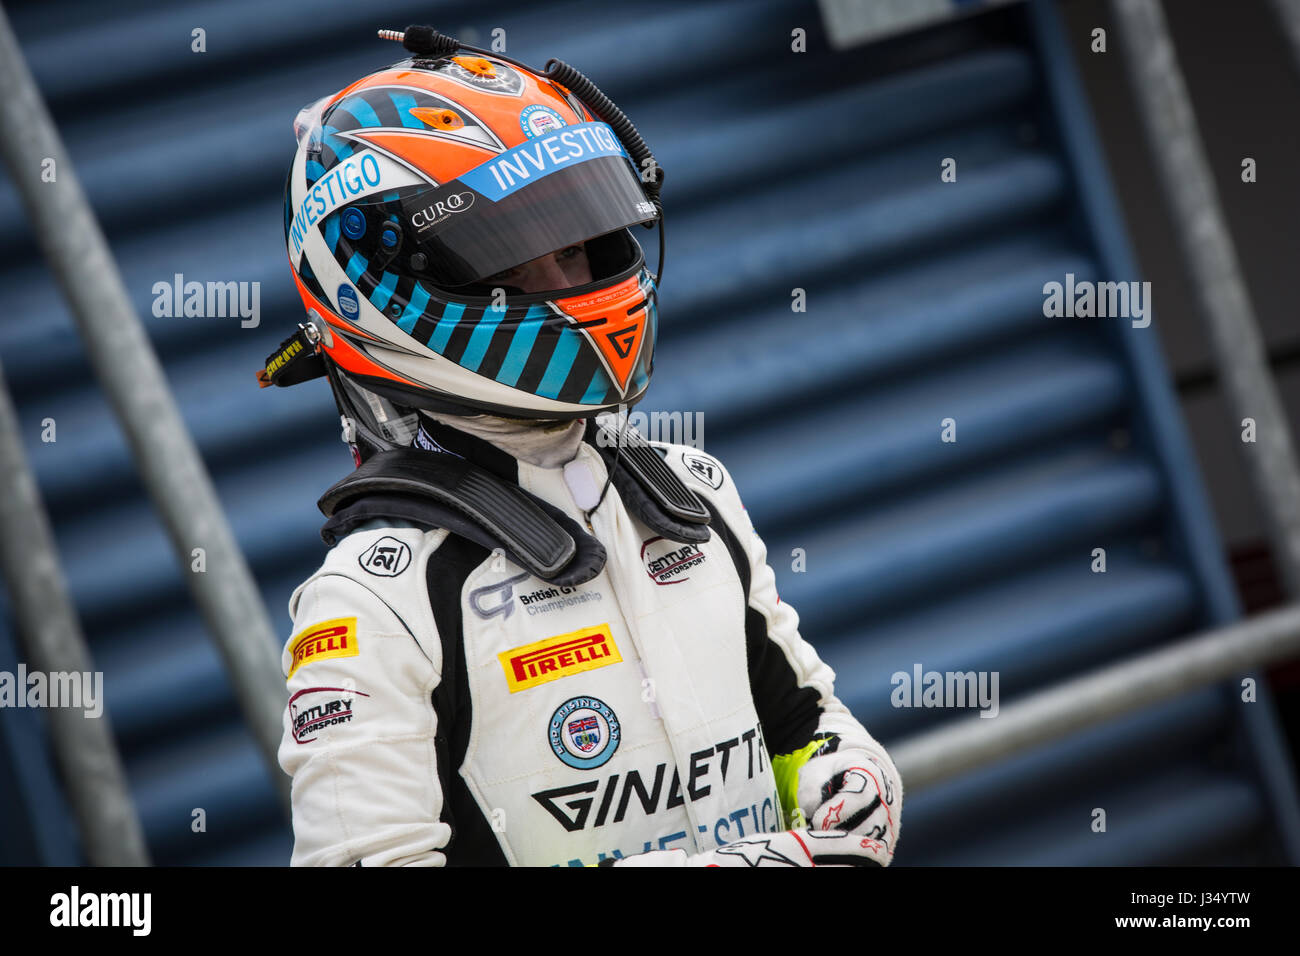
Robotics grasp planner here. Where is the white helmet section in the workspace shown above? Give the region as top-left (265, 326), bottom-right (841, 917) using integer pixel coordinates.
top-left (289, 142), bottom-right (595, 416)
top-left (287, 145), bottom-right (423, 271)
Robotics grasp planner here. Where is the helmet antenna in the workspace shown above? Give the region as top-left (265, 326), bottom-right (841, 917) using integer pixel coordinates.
top-left (377, 26), bottom-right (461, 57)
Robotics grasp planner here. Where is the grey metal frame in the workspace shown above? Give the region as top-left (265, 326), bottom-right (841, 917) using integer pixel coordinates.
top-left (0, 361), bottom-right (150, 865)
top-left (0, 4), bottom-right (290, 824)
top-left (1110, 0), bottom-right (1300, 599)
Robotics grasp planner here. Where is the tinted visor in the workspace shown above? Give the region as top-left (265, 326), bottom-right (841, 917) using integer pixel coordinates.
top-left (398, 122), bottom-right (657, 287)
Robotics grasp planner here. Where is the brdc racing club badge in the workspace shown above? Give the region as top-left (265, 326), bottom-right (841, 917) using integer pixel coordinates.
top-left (520, 104), bottom-right (566, 138)
top-left (549, 696), bottom-right (620, 769)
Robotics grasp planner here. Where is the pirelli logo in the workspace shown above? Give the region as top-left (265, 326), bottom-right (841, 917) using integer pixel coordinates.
top-left (287, 617), bottom-right (358, 680)
top-left (498, 624), bottom-right (621, 693)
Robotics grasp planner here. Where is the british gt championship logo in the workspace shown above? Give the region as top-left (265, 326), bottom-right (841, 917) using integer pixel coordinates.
top-left (548, 695), bottom-right (620, 769)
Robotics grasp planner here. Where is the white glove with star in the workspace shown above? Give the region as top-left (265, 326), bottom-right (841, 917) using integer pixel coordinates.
top-left (605, 828), bottom-right (888, 867)
top-left (796, 742), bottom-right (901, 865)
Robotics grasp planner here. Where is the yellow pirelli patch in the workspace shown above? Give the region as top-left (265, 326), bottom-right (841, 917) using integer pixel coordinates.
top-left (287, 617), bottom-right (358, 680)
top-left (498, 624), bottom-right (621, 693)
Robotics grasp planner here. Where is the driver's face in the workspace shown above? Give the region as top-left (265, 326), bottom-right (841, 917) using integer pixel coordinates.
top-left (487, 243), bottom-right (592, 294)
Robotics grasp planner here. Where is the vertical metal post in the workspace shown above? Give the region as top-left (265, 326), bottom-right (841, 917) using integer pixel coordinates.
top-left (0, 363), bottom-right (150, 865)
top-left (0, 5), bottom-right (290, 814)
top-left (1270, 0), bottom-right (1300, 73)
top-left (1109, 0), bottom-right (1300, 599)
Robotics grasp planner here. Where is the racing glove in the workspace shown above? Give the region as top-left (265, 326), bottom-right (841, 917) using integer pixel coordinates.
top-left (776, 734), bottom-right (901, 864)
top-left (603, 828), bottom-right (887, 867)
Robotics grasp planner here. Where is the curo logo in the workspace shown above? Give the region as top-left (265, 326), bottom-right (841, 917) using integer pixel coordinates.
top-left (410, 190), bottom-right (475, 233)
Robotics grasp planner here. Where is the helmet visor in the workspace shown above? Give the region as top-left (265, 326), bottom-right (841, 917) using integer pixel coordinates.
top-left (397, 121), bottom-right (657, 287)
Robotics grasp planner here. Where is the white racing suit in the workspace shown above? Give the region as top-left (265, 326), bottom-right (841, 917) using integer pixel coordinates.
top-left (278, 419), bottom-right (901, 866)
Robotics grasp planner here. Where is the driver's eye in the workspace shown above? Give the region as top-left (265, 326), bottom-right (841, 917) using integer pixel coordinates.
top-left (489, 246), bottom-right (582, 283)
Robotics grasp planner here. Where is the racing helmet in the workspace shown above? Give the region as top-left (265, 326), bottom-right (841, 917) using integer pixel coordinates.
top-left (276, 28), bottom-right (664, 429)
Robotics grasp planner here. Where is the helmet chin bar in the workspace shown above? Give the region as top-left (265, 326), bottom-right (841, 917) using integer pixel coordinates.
top-left (324, 362), bottom-right (421, 462)
top-left (323, 357), bottom-right (647, 464)
top-left (349, 367), bottom-right (641, 421)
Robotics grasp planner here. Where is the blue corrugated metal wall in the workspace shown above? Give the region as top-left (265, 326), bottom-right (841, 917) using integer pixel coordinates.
top-left (1, 0), bottom-right (1296, 865)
